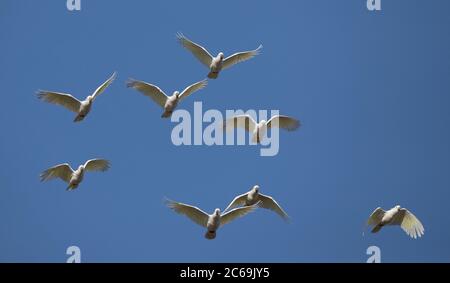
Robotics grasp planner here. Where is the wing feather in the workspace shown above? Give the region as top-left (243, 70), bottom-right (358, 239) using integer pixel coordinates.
top-left (258, 194), bottom-right (289, 221)
top-left (391, 209), bottom-right (425, 239)
top-left (222, 45), bottom-right (262, 70)
top-left (83, 159), bottom-right (110, 172)
top-left (37, 91), bottom-right (81, 113)
top-left (166, 199), bottom-right (209, 228)
top-left (177, 33), bottom-right (214, 67)
top-left (40, 163), bottom-right (74, 183)
top-left (179, 79), bottom-right (208, 100)
top-left (92, 72), bottom-right (117, 100)
top-left (220, 202), bottom-right (259, 226)
top-left (223, 193), bottom-right (248, 212)
top-left (266, 115), bottom-right (301, 131)
top-left (222, 115), bottom-right (257, 133)
top-left (367, 207), bottom-right (385, 226)
top-left (127, 79), bottom-right (168, 108)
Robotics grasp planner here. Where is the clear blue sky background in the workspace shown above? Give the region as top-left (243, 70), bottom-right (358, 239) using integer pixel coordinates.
top-left (1, 0), bottom-right (449, 262)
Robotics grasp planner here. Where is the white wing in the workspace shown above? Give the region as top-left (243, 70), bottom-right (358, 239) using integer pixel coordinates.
top-left (177, 33), bottom-right (214, 67)
top-left (391, 208), bottom-right (425, 239)
top-left (223, 192), bottom-right (249, 212)
top-left (83, 159), bottom-right (110, 172)
top-left (166, 199), bottom-right (209, 228)
top-left (40, 163), bottom-right (74, 183)
top-left (367, 207), bottom-right (385, 226)
top-left (179, 79), bottom-right (208, 100)
top-left (127, 79), bottom-right (168, 108)
top-left (266, 115), bottom-right (301, 131)
top-left (37, 91), bottom-right (81, 113)
top-left (258, 193), bottom-right (289, 221)
top-left (92, 72), bottom-right (117, 100)
top-left (222, 115), bottom-right (257, 133)
top-left (222, 45), bottom-right (262, 70)
top-left (220, 202), bottom-right (259, 226)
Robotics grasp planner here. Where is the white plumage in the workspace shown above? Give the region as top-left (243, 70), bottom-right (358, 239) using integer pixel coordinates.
top-left (37, 72), bottom-right (116, 122)
top-left (367, 205), bottom-right (424, 239)
top-left (40, 159), bottom-right (110, 191)
top-left (223, 114), bottom-right (301, 143)
top-left (177, 33), bottom-right (262, 79)
top-left (166, 199), bottom-right (260, 239)
top-left (127, 79), bottom-right (207, 118)
top-left (224, 185), bottom-right (289, 221)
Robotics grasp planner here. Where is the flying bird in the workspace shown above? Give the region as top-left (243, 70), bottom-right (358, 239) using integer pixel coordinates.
top-left (177, 33), bottom-right (262, 79)
top-left (37, 72), bottom-right (117, 122)
top-left (166, 199), bottom-right (260, 239)
top-left (222, 114), bottom-right (301, 143)
top-left (224, 185), bottom-right (289, 221)
top-left (40, 159), bottom-right (110, 191)
top-left (127, 79), bottom-right (207, 118)
top-left (367, 205), bottom-right (424, 239)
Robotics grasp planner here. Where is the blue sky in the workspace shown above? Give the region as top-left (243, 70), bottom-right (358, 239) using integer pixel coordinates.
top-left (1, 0), bottom-right (450, 262)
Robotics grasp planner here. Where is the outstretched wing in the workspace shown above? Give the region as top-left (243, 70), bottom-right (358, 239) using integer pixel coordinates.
top-left (37, 91), bottom-right (81, 113)
top-left (223, 193), bottom-right (249, 212)
top-left (83, 159), bottom-right (110, 172)
top-left (177, 33), bottom-right (214, 67)
top-left (367, 207), bottom-right (385, 226)
top-left (258, 193), bottom-right (289, 221)
top-left (179, 79), bottom-right (208, 100)
top-left (222, 115), bottom-right (257, 133)
top-left (221, 202), bottom-right (260, 226)
top-left (391, 208), bottom-right (425, 239)
top-left (40, 163), bottom-right (74, 183)
top-left (222, 45), bottom-right (262, 70)
top-left (266, 115), bottom-right (301, 131)
top-left (92, 72), bottom-right (117, 100)
top-left (127, 79), bottom-right (168, 108)
top-left (166, 199), bottom-right (209, 228)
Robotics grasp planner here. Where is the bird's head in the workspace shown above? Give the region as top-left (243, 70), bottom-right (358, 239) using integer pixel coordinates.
top-left (78, 165), bottom-right (84, 171)
top-left (395, 205), bottom-right (401, 210)
top-left (253, 185), bottom-right (260, 193)
top-left (218, 52), bottom-right (224, 60)
top-left (214, 208), bottom-right (221, 216)
top-left (173, 91), bottom-right (180, 99)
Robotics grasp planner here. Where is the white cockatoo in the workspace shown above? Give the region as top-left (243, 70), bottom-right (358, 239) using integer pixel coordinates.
top-left (224, 185), bottom-right (289, 221)
top-left (177, 33), bottom-right (262, 79)
top-left (127, 79), bottom-right (207, 118)
top-left (166, 199), bottom-right (260, 239)
top-left (223, 114), bottom-right (301, 143)
top-left (367, 205), bottom-right (424, 239)
top-left (40, 159), bottom-right (110, 191)
top-left (37, 72), bottom-right (116, 122)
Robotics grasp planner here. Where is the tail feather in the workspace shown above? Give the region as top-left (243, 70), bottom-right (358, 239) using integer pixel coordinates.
top-left (74, 115), bottom-right (85, 122)
top-left (371, 224), bottom-right (383, 233)
top-left (207, 71), bottom-right (219, 79)
top-left (161, 111), bottom-right (172, 118)
top-left (205, 230), bottom-right (216, 240)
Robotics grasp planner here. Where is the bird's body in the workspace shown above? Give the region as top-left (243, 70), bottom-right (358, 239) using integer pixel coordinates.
top-left (40, 159), bottom-right (110, 191)
top-left (67, 165), bottom-right (85, 190)
top-left (205, 209), bottom-right (222, 239)
top-left (177, 33), bottom-right (261, 79)
top-left (223, 115), bottom-right (301, 144)
top-left (367, 205), bottom-right (424, 238)
top-left (74, 98), bottom-right (93, 122)
top-left (162, 93), bottom-right (180, 118)
top-left (224, 185), bottom-right (289, 221)
top-left (253, 120), bottom-right (268, 144)
top-left (166, 199), bottom-right (259, 240)
top-left (37, 72), bottom-right (116, 122)
top-left (208, 53), bottom-right (224, 79)
top-left (127, 79), bottom-right (207, 118)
